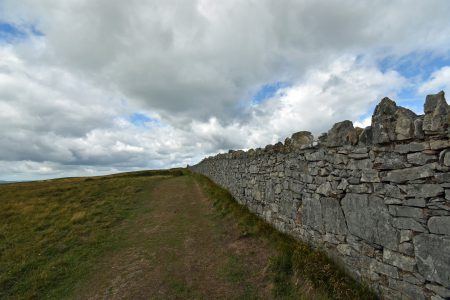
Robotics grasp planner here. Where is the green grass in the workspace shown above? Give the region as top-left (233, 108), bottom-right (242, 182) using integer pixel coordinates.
top-left (191, 171), bottom-right (378, 300)
top-left (0, 169), bottom-right (182, 299)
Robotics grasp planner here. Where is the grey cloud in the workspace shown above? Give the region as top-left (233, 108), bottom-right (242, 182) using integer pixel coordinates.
top-left (1, 0), bottom-right (450, 179)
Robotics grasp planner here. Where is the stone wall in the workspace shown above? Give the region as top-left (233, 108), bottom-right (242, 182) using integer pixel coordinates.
top-left (190, 91), bottom-right (450, 300)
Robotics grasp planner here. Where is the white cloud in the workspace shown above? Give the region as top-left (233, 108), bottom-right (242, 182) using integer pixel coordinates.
top-left (0, 0), bottom-right (450, 179)
top-left (418, 66), bottom-right (450, 94)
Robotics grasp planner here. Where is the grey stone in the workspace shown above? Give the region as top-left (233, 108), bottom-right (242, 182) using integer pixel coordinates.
top-left (347, 183), bottom-right (373, 194)
top-left (414, 117), bottom-right (425, 139)
top-left (337, 243), bottom-right (352, 256)
top-left (407, 152), bottom-right (438, 165)
top-left (374, 151), bottom-right (407, 170)
top-left (400, 230), bottom-right (413, 243)
top-left (320, 197), bottom-right (348, 235)
top-left (372, 97), bottom-right (398, 144)
top-left (389, 206), bottom-right (424, 219)
top-left (395, 141), bottom-right (430, 153)
top-left (430, 139), bottom-right (450, 150)
top-left (379, 285), bottom-right (402, 300)
top-left (398, 242), bottom-right (414, 256)
top-left (402, 272), bottom-right (425, 285)
top-left (290, 131), bottom-right (313, 148)
top-left (358, 126), bottom-right (373, 145)
top-left (385, 197), bottom-right (403, 205)
top-left (316, 182), bottom-right (333, 197)
top-left (369, 259), bottom-right (399, 278)
top-left (395, 107), bottom-right (417, 140)
top-left (389, 278), bottom-right (425, 300)
top-left (342, 194), bottom-right (398, 249)
top-left (348, 158), bottom-right (373, 170)
top-left (423, 91), bottom-right (449, 135)
top-left (301, 196), bottom-right (323, 233)
top-left (404, 198), bottom-right (426, 207)
top-left (383, 163), bottom-right (435, 183)
top-left (444, 151), bottom-right (450, 167)
top-left (383, 248), bottom-right (416, 271)
top-left (326, 120), bottom-right (355, 147)
top-left (361, 169), bottom-right (380, 182)
top-left (373, 183), bottom-right (405, 199)
top-left (337, 178), bottom-right (348, 190)
top-left (426, 284), bottom-right (450, 298)
top-left (349, 152), bottom-right (369, 159)
top-left (428, 216), bottom-right (450, 235)
top-left (392, 217), bottom-right (428, 232)
top-left (406, 184), bottom-right (444, 198)
top-left (435, 172), bottom-right (450, 183)
top-left (414, 233), bottom-right (450, 287)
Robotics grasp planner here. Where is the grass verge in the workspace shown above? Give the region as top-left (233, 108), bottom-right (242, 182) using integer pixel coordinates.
top-left (191, 171), bottom-right (378, 300)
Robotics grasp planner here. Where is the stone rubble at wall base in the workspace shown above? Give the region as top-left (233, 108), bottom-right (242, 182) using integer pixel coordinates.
top-left (191, 91), bottom-right (450, 300)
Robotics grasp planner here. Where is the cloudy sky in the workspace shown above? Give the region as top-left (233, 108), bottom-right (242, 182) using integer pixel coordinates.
top-left (1, 0), bottom-right (450, 180)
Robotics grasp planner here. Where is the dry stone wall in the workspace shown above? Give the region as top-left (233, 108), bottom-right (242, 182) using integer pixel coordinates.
top-left (190, 91), bottom-right (450, 300)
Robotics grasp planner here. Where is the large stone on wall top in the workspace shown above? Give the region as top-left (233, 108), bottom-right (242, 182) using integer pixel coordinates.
top-left (395, 107), bottom-right (417, 140)
top-left (423, 91), bottom-right (449, 135)
top-left (326, 120), bottom-right (358, 147)
top-left (372, 97), bottom-right (397, 144)
top-left (289, 131), bottom-right (313, 148)
top-left (371, 97), bottom-right (419, 143)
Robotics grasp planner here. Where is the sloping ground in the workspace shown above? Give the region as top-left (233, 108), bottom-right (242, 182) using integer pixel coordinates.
top-left (0, 170), bottom-right (375, 299)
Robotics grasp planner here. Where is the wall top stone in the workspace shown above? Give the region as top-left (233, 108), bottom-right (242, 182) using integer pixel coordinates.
top-left (200, 91), bottom-right (449, 161)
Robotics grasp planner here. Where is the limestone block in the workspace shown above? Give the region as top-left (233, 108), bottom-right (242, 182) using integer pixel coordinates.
top-left (392, 217), bottom-right (427, 232)
top-left (423, 91), bottom-right (449, 135)
top-left (374, 151), bottom-right (407, 170)
top-left (372, 97), bottom-right (398, 144)
top-left (395, 107), bottom-right (417, 140)
top-left (383, 248), bottom-right (416, 272)
top-left (406, 152), bottom-right (437, 165)
top-left (342, 194), bottom-right (398, 249)
top-left (406, 184), bottom-right (444, 198)
top-left (290, 131), bottom-right (313, 148)
top-left (326, 120), bottom-right (355, 147)
top-left (369, 258), bottom-right (399, 278)
top-left (428, 216), bottom-right (450, 235)
top-left (388, 278), bottom-right (425, 300)
top-left (320, 197), bottom-right (347, 235)
top-left (426, 284), bottom-right (450, 298)
top-left (358, 126), bottom-right (373, 145)
top-left (382, 164), bottom-right (435, 183)
top-left (388, 206), bottom-right (424, 219)
top-left (414, 233), bottom-right (450, 287)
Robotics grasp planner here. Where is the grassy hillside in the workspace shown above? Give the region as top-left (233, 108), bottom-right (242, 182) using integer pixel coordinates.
top-left (0, 170), bottom-right (180, 299)
top-left (0, 169), bottom-right (376, 299)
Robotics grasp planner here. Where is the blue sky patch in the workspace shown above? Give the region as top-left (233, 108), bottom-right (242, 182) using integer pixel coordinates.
top-left (0, 22), bottom-right (43, 43)
top-left (129, 112), bottom-right (160, 127)
top-left (376, 51), bottom-right (450, 114)
top-left (379, 51), bottom-right (450, 82)
top-left (252, 81), bottom-right (290, 104)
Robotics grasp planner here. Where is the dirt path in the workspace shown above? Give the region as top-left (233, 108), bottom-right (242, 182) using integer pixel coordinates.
top-left (73, 175), bottom-right (274, 299)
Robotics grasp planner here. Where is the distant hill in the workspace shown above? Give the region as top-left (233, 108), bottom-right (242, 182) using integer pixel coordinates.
top-left (0, 181), bottom-right (15, 184)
